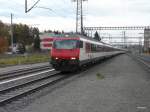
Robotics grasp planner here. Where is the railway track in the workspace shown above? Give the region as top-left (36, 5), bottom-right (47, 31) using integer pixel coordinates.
top-left (0, 59), bottom-right (94, 105)
top-left (0, 68), bottom-right (67, 105)
top-left (0, 65), bottom-right (51, 80)
top-left (128, 53), bottom-right (150, 72)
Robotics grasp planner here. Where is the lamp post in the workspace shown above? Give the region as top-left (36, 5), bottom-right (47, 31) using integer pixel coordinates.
top-left (10, 13), bottom-right (14, 53)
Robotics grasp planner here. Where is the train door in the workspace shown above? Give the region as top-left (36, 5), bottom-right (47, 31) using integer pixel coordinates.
top-left (85, 43), bottom-right (92, 60)
top-left (79, 40), bottom-right (85, 61)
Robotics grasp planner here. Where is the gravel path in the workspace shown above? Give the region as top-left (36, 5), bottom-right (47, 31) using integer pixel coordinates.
top-left (1, 54), bottom-right (150, 112)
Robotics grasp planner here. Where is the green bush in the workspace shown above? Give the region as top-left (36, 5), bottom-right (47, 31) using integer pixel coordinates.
top-left (96, 72), bottom-right (105, 80)
top-left (0, 54), bottom-right (50, 67)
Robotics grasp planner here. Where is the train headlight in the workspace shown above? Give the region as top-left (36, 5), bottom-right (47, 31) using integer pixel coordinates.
top-left (55, 57), bottom-right (58, 60)
top-left (71, 57), bottom-right (76, 60)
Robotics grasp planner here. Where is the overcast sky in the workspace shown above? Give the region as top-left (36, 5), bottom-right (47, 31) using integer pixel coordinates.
top-left (0, 0), bottom-right (150, 32)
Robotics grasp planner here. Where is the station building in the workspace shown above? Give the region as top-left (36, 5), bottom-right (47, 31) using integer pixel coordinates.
top-left (40, 33), bottom-right (54, 50)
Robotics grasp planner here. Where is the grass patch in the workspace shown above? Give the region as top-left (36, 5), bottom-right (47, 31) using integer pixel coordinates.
top-left (0, 54), bottom-right (50, 67)
top-left (96, 72), bottom-right (105, 80)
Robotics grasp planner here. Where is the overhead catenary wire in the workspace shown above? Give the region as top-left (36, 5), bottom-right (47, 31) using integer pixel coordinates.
top-left (25, 0), bottom-right (41, 13)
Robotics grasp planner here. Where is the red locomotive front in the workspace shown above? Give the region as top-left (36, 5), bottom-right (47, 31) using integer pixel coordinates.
top-left (51, 37), bottom-right (80, 71)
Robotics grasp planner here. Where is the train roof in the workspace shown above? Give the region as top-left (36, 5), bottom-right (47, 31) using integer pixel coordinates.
top-left (78, 35), bottom-right (124, 50)
top-left (52, 34), bottom-right (125, 51)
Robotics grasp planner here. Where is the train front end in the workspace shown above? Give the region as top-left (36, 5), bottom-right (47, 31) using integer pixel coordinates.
top-left (50, 37), bottom-right (80, 72)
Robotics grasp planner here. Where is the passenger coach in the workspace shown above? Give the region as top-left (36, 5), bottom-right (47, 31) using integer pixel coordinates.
top-left (50, 35), bottom-right (125, 72)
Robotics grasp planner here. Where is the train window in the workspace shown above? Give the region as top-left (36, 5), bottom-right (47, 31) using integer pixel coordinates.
top-left (91, 44), bottom-right (94, 52)
top-left (86, 43), bottom-right (91, 53)
top-left (91, 44), bottom-right (96, 52)
top-left (103, 46), bottom-right (107, 52)
top-left (97, 45), bottom-right (103, 52)
top-left (76, 41), bottom-right (83, 48)
top-left (79, 41), bottom-right (83, 48)
top-left (53, 39), bottom-right (78, 49)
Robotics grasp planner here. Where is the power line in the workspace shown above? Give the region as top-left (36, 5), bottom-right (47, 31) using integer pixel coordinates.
top-left (35, 6), bottom-right (67, 18)
top-left (25, 0), bottom-right (40, 13)
top-left (35, 6), bottom-right (53, 11)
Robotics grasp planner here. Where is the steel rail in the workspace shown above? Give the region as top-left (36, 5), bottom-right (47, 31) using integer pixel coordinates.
top-left (0, 65), bottom-right (51, 80)
top-left (0, 72), bottom-right (68, 105)
top-left (0, 69), bottom-right (57, 92)
top-left (128, 53), bottom-right (150, 72)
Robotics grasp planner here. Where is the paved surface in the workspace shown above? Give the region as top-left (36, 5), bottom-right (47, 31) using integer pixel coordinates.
top-left (0, 62), bottom-right (49, 74)
top-left (1, 54), bottom-right (150, 112)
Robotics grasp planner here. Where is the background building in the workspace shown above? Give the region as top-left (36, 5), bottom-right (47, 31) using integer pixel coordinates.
top-left (40, 33), bottom-right (54, 50)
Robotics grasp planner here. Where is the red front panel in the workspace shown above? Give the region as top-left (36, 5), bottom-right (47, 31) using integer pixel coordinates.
top-left (51, 37), bottom-right (80, 60)
top-left (51, 48), bottom-right (80, 59)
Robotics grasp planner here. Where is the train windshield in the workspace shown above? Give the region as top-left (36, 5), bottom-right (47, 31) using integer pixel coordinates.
top-left (53, 40), bottom-right (78, 49)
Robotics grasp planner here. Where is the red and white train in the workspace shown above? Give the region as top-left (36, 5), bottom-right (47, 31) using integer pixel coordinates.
top-left (50, 35), bottom-right (125, 71)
